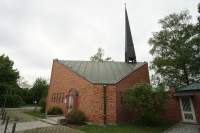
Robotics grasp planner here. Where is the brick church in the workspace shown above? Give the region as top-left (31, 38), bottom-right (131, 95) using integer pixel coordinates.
top-left (46, 6), bottom-right (150, 124)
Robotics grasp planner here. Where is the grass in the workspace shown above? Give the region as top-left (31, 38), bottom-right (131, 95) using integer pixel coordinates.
top-left (24, 111), bottom-right (46, 119)
top-left (23, 123), bottom-right (171, 133)
top-left (7, 110), bottom-right (37, 122)
top-left (24, 126), bottom-right (83, 133)
top-left (78, 123), bottom-right (171, 133)
top-left (6, 107), bottom-right (45, 122)
top-left (5, 107), bottom-right (172, 133)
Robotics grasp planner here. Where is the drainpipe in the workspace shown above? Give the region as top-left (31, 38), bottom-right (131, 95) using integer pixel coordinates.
top-left (103, 85), bottom-right (107, 125)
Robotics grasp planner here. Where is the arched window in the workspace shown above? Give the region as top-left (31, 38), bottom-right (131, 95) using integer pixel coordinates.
top-left (67, 89), bottom-right (79, 112)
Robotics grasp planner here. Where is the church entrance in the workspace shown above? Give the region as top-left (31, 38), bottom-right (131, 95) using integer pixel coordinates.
top-left (67, 89), bottom-right (79, 113)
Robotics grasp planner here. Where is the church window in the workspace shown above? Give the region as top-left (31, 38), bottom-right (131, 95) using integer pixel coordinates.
top-left (56, 93), bottom-right (58, 103)
top-left (61, 93), bottom-right (64, 103)
top-left (51, 95), bottom-right (53, 102)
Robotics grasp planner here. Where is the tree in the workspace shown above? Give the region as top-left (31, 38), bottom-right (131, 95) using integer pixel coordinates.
top-left (30, 78), bottom-right (48, 103)
top-left (0, 54), bottom-right (26, 107)
top-left (16, 77), bottom-right (33, 104)
top-left (123, 83), bottom-right (168, 125)
top-left (90, 48), bottom-right (112, 62)
top-left (149, 10), bottom-right (200, 86)
top-left (17, 77), bottom-right (31, 89)
top-left (20, 88), bottom-right (33, 105)
top-left (0, 54), bottom-right (19, 95)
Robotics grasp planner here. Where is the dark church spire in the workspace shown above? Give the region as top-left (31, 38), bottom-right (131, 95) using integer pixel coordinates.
top-left (125, 4), bottom-right (136, 63)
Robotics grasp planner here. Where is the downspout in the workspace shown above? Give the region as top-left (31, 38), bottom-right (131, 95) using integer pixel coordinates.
top-left (103, 85), bottom-right (107, 125)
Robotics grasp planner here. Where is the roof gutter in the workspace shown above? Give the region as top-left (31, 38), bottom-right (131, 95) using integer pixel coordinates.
top-left (174, 92), bottom-right (194, 96)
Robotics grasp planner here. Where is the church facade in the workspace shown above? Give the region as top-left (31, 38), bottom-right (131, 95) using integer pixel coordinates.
top-left (46, 7), bottom-right (150, 124)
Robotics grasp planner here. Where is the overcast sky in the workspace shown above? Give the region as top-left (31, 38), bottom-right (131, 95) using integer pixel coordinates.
top-left (0, 0), bottom-right (199, 84)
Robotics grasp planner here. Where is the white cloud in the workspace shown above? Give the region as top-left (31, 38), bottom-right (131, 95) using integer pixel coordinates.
top-left (0, 0), bottom-right (199, 84)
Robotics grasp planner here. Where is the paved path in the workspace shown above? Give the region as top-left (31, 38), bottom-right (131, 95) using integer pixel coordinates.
top-left (0, 108), bottom-right (82, 133)
top-left (0, 116), bottom-right (81, 133)
top-left (0, 121), bottom-right (52, 133)
top-left (164, 123), bottom-right (200, 133)
top-left (40, 116), bottom-right (65, 125)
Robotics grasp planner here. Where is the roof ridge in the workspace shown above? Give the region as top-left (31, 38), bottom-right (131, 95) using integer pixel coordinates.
top-left (59, 59), bottom-right (145, 64)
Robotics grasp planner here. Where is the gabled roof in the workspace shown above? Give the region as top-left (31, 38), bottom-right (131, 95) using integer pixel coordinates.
top-left (58, 60), bottom-right (146, 84)
top-left (176, 82), bottom-right (200, 92)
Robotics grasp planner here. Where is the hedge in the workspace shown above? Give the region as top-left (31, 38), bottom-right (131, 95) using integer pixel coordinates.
top-left (0, 94), bottom-right (24, 108)
top-left (47, 106), bottom-right (63, 115)
top-left (67, 109), bottom-right (86, 125)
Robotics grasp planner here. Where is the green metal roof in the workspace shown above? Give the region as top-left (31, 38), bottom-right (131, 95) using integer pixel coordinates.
top-left (58, 60), bottom-right (146, 84)
top-left (176, 82), bottom-right (200, 92)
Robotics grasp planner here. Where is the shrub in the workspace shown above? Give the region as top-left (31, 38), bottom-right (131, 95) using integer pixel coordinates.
top-left (123, 82), bottom-right (168, 126)
top-left (47, 106), bottom-right (63, 115)
top-left (0, 95), bottom-right (24, 108)
top-left (20, 88), bottom-right (33, 105)
top-left (67, 109), bottom-right (86, 125)
top-left (39, 97), bottom-right (46, 113)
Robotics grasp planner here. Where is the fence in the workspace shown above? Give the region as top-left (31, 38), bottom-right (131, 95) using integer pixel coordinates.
top-left (0, 107), bottom-right (17, 133)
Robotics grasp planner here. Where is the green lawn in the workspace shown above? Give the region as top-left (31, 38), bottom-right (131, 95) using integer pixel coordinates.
top-left (24, 126), bottom-right (83, 133)
top-left (7, 110), bottom-right (37, 122)
top-left (79, 123), bottom-right (171, 133)
top-left (6, 108), bottom-right (45, 122)
top-left (24, 111), bottom-right (46, 119)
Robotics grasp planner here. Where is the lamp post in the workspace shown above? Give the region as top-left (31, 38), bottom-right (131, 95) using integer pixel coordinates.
top-left (33, 100), bottom-right (37, 111)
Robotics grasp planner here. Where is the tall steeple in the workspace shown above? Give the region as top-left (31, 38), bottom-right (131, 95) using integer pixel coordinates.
top-left (125, 4), bottom-right (136, 63)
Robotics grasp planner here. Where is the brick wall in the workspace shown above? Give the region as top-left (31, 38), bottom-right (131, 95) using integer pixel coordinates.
top-left (162, 94), bottom-right (182, 123)
top-left (46, 60), bottom-right (117, 124)
top-left (47, 60), bottom-right (200, 124)
top-left (163, 88), bottom-right (200, 123)
top-left (160, 86), bottom-right (182, 123)
top-left (115, 63), bottom-right (150, 122)
top-left (106, 85), bottom-right (117, 123)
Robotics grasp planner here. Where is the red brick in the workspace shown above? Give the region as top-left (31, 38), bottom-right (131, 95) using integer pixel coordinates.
top-left (46, 60), bottom-right (150, 124)
top-left (115, 63), bottom-right (150, 122)
top-left (163, 87), bottom-right (200, 123)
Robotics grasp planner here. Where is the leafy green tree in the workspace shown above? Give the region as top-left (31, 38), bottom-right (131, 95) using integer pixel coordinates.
top-left (0, 54), bottom-right (27, 107)
top-left (20, 88), bottom-right (32, 104)
top-left (123, 83), bottom-right (168, 125)
top-left (0, 54), bottom-right (19, 95)
top-left (17, 77), bottom-right (31, 89)
top-left (149, 11), bottom-right (200, 86)
top-left (0, 95), bottom-right (24, 107)
top-left (16, 77), bottom-right (34, 104)
top-left (90, 48), bottom-right (112, 62)
top-left (30, 78), bottom-right (48, 103)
